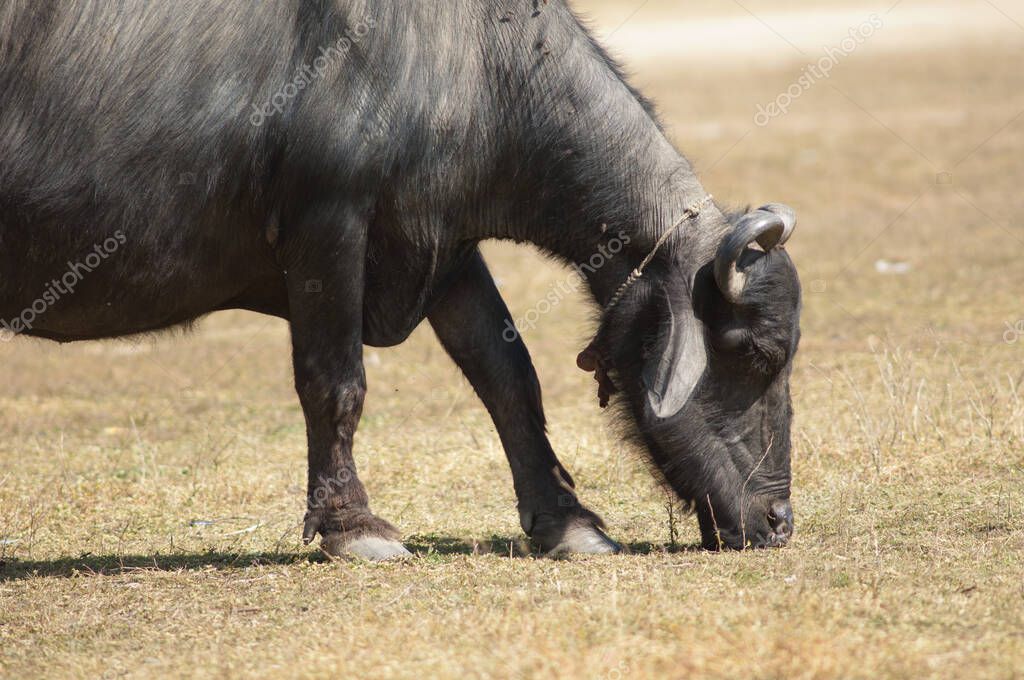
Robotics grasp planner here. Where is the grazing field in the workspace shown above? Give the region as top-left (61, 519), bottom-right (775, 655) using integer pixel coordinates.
top-left (2, 1), bottom-right (1023, 678)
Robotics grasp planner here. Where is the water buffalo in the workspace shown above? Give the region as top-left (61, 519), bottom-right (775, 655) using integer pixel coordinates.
top-left (0, 0), bottom-right (801, 558)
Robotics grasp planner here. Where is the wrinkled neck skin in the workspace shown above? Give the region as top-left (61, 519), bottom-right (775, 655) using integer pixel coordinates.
top-left (475, 5), bottom-right (730, 302)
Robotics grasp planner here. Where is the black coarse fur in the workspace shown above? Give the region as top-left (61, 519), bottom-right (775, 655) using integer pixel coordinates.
top-left (0, 0), bottom-right (802, 552)
top-left (600, 217), bottom-right (801, 549)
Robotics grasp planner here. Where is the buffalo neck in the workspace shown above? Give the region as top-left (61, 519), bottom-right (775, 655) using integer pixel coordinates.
top-left (481, 6), bottom-right (728, 308)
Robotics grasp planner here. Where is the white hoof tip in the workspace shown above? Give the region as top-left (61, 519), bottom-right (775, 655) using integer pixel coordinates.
top-left (546, 525), bottom-right (622, 558)
top-left (325, 536), bottom-right (413, 562)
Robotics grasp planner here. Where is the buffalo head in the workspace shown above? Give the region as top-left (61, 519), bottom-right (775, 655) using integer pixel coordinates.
top-left (582, 204), bottom-right (801, 550)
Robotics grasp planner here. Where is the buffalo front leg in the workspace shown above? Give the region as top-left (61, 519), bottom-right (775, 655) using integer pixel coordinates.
top-left (284, 205), bottom-right (409, 561)
top-left (429, 251), bottom-right (620, 555)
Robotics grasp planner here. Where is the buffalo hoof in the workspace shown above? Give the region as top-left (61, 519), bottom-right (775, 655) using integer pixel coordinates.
top-left (544, 523), bottom-right (622, 558)
top-left (322, 534), bottom-right (413, 562)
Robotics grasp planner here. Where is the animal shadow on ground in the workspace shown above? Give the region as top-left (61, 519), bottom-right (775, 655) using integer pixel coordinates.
top-left (0, 537), bottom-right (706, 580)
top-left (401, 535), bottom-right (706, 558)
top-left (0, 551), bottom-right (313, 581)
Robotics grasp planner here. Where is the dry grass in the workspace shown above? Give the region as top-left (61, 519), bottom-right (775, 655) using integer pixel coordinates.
top-left (2, 1), bottom-right (1024, 678)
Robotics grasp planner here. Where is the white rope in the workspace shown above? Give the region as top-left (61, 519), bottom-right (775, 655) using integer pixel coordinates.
top-left (603, 194), bottom-right (714, 311)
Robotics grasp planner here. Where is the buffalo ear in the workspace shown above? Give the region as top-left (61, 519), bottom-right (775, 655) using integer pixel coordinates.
top-left (642, 288), bottom-right (708, 419)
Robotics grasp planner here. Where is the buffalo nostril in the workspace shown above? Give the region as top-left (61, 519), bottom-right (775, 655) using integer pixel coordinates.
top-left (768, 499), bottom-right (794, 538)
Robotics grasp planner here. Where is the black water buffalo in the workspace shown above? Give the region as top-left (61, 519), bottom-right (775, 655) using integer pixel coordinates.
top-left (0, 0), bottom-right (801, 558)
